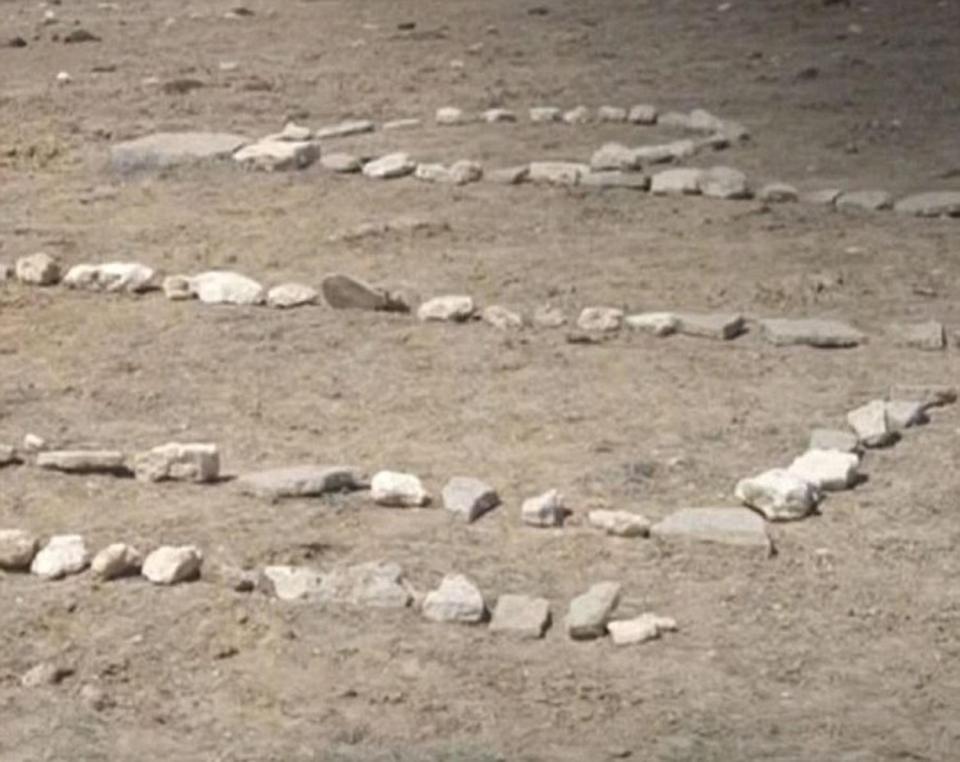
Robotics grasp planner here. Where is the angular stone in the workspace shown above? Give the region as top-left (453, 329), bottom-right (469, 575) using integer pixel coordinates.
top-left (320, 152), bottom-right (362, 173)
top-left (651, 507), bottom-right (772, 551)
top-left (132, 442), bottom-right (219, 483)
top-left (847, 400), bottom-right (897, 448)
top-left (788, 450), bottom-right (859, 491)
top-left (698, 166), bottom-right (751, 199)
top-left (675, 312), bottom-right (745, 340)
top-left (313, 120), bottom-right (375, 140)
top-left (588, 510), bottom-right (651, 537)
top-left (563, 105), bottom-right (591, 125)
top-left (0, 529), bottom-right (40, 571)
top-left (316, 561), bottom-right (412, 608)
top-left (489, 595), bottom-right (551, 639)
top-left (91, 543), bottom-right (143, 580)
top-left (383, 118), bottom-right (421, 131)
top-left (415, 160), bottom-right (482, 185)
top-left (590, 143), bottom-right (640, 171)
top-left (809, 429), bottom-right (860, 454)
top-left (890, 321), bottom-right (945, 351)
top-left (417, 295), bottom-right (475, 322)
top-left (237, 465), bottom-right (365, 499)
top-left (271, 122), bottom-right (312, 141)
top-left (267, 283), bottom-right (318, 309)
top-left (580, 171), bottom-right (649, 191)
top-left (163, 275), bottom-right (193, 300)
top-left (528, 162), bottom-right (589, 186)
top-left (190, 271), bottom-right (265, 305)
top-left (837, 190), bottom-right (893, 212)
top-left (803, 188), bottom-right (843, 206)
top-left (635, 140), bottom-right (698, 164)
top-left (320, 273), bottom-right (388, 311)
top-left (889, 384), bottom-right (957, 409)
top-left (688, 109), bottom-right (725, 133)
top-left (260, 565), bottom-right (323, 601)
top-left (142, 545), bottom-right (202, 585)
top-left (233, 139), bottom-right (319, 170)
top-left (363, 152), bottom-right (416, 179)
top-left (894, 191), bottom-right (960, 218)
top-left (625, 312), bottom-right (679, 336)
top-left (31, 535), bottom-right (90, 580)
top-left (440, 477), bottom-right (499, 522)
top-left (371, 470), bottom-right (430, 507)
top-left (608, 613), bottom-right (677, 646)
top-left (422, 574), bottom-right (486, 623)
top-left (486, 165), bottom-right (529, 185)
top-left (658, 111), bottom-right (693, 129)
top-left (521, 489), bottom-right (567, 528)
top-left (597, 105), bottom-right (628, 122)
top-left (36, 450), bottom-right (127, 475)
top-left (64, 262), bottom-right (160, 293)
top-left (650, 168), bottom-right (704, 195)
top-left (533, 305), bottom-right (567, 328)
top-left (758, 183), bottom-right (799, 203)
top-left (22, 434), bottom-right (46, 452)
top-left (15, 253), bottom-right (61, 285)
top-left (628, 104), bottom-right (658, 125)
top-left (482, 305), bottom-right (523, 330)
top-left (436, 107), bottom-right (469, 125)
top-left (565, 581), bottom-right (621, 640)
top-left (483, 108), bottom-right (517, 123)
top-left (529, 106), bottom-right (562, 123)
top-left (577, 307), bottom-right (623, 332)
top-left (735, 468), bottom-right (819, 521)
top-left (760, 318), bottom-right (864, 348)
top-left (110, 132), bottom-right (248, 172)
top-left (885, 400), bottom-right (928, 431)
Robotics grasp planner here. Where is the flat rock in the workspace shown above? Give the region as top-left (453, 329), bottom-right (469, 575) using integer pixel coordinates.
top-left (0, 444), bottom-right (18, 466)
top-left (0, 529), bottom-right (40, 570)
top-left (21, 663), bottom-right (74, 688)
top-left (321, 273), bottom-right (388, 311)
top-left (608, 613), bottom-right (678, 646)
top-left (635, 140), bottom-right (697, 164)
top-left (111, 132), bottom-right (248, 172)
top-left (675, 312), bottom-right (745, 340)
top-left (651, 507), bottom-right (773, 551)
top-left (490, 595), bottom-right (551, 639)
top-left (382, 118), bottom-right (421, 131)
top-left (529, 106), bottom-right (561, 123)
top-left (238, 465), bottom-right (365, 499)
top-left (588, 510), bottom-right (651, 537)
top-left (267, 283), bottom-right (318, 309)
top-left (363, 152), bottom-right (415, 179)
top-left (580, 171), bottom-right (649, 191)
top-left (271, 122), bottom-right (312, 141)
top-left (625, 312), bottom-right (679, 336)
top-left (847, 400), bottom-right (897, 448)
top-left (64, 262), bottom-right (159, 293)
top-left (803, 188), bottom-right (843, 206)
top-left (37, 450), bottom-right (127, 475)
top-left (417, 295), bottom-right (475, 322)
top-left (628, 104), bottom-right (658, 124)
top-left (316, 561), bottom-right (412, 608)
top-left (788, 450), bottom-right (859, 491)
top-left (809, 428), bottom-right (860, 454)
top-left (888, 384), bottom-right (957, 409)
top-left (422, 574), bottom-right (486, 623)
top-left (528, 162), bottom-right (589, 186)
top-left (31, 535), bottom-right (90, 580)
top-left (320, 152), bottom-right (363, 173)
top-left (234, 139), bottom-right (319, 170)
top-left (260, 565), bottom-right (323, 601)
top-left (483, 108), bottom-right (516, 123)
top-left (889, 321), bottom-right (945, 350)
top-left (521, 489), bottom-right (566, 528)
top-left (885, 400), bottom-right (928, 431)
top-left (132, 442), bottom-right (219, 483)
top-left (566, 581), bottom-right (621, 640)
top-left (190, 271), bottom-right (265, 305)
top-left (758, 183), bottom-right (798, 203)
top-left (735, 468), bottom-right (819, 521)
top-left (442, 477), bottom-right (500, 522)
top-left (436, 107), bottom-right (469, 125)
top-left (414, 160), bottom-right (482, 185)
top-left (590, 143), bottom-right (641, 171)
top-left (371, 470), bottom-right (430, 507)
top-left (650, 168), bottom-right (704, 195)
top-left (577, 307), bottom-right (623, 332)
top-left (894, 191), bottom-right (960, 218)
top-left (482, 305), bottom-right (523, 330)
top-left (688, 109), bottom-right (725, 133)
top-left (487, 165), bottom-right (529, 185)
top-left (837, 190), bottom-right (893, 212)
top-left (658, 111), bottom-right (693, 129)
top-left (563, 105), bottom-right (591, 125)
top-left (314, 120), bottom-right (375, 140)
top-left (142, 545), bottom-right (202, 585)
top-left (15, 253), bottom-right (61, 285)
top-left (91, 543), bottom-right (143, 580)
top-left (533, 305), bottom-right (567, 328)
top-left (597, 105), bottom-right (628, 122)
top-left (761, 318), bottom-right (865, 348)
top-left (163, 275), bottom-right (193, 300)
top-left (698, 166), bottom-right (751, 199)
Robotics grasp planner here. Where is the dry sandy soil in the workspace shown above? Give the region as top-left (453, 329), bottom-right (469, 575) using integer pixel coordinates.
top-left (2, 0), bottom-right (960, 760)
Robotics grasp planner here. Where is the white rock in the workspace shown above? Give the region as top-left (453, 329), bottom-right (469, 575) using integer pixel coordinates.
top-left (91, 543), bottom-right (143, 580)
top-left (415, 160), bottom-right (482, 185)
top-left (635, 140), bottom-right (698, 164)
top-left (132, 442), bottom-right (220, 483)
top-left (788, 450), bottom-right (859, 491)
top-left (31, 535), bottom-right (90, 580)
top-left (278, 122), bottom-right (312, 141)
top-left (894, 191), bottom-right (960, 218)
top-left (563, 105), bottom-right (591, 124)
top-left (482, 305), bottom-right (523, 330)
top-left (650, 168), bottom-right (704, 195)
top-left (483, 108), bottom-right (516, 123)
top-left (688, 109), bottom-right (725, 132)
top-left (847, 400), bottom-right (897, 447)
top-left (422, 574), bottom-right (486, 623)
top-left (233, 139), bottom-right (320, 171)
top-left (15, 253), bottom-right (61, 285)
top-left (608, 613), bottom-right (677, 645)
top-left (698, 166), bottom-right (751, 199)
top-left (417, 295), bottom-right (475, 322)
top-left (597, 105), bottom-right (628, 122)
top-left (21, 663), bottom-right (72, 688)
top-left (837, 190), bottom-right (893, 212)
top-left (521, 489), bottom-right (566, 527)
top-left (260, 565), bottom-right (323, 601)
top-left (657, 111), bottom-right (692, 129)
top-left (577, 307), bottom-right (623, 332)
top-left (267, 283), bottom-right (318, 309)
top-left (22, 433), bottom-right (46, 452)
top-left (565, 581), bottom-right (621, 640)
top-left (889, 321), bottom-right (945, 351)
top-left (809, 429), bottom-right (860, 454)
top-left (735, 469), bottom-right (819, 521)
top-left (64, 262), bottom-right (160, 293)
top-left (489, 594), bottom-right (551, 639)
top-left (588, 510), bottom-right (651, 537)
top-left (758, 183), bottom-right (798, 203)
top-left (371, 470), bottom-right (430, 507)
top-left (436, 107), bottom-right (469, 125)
top-left (590, 143), bottom-right (641, 171)
top-left (441, 477), bottom-right (500, 522)
top-left (320, 152), bottom-right (362, 173)
top-left (0, 529), bottom-right (40, 571)
top-left (111, 132), bottom-right (248, 172)
top-left (628, 104), bottom-right (658, 124)
top-left (163, 275), bottom-right (194, 300)
top-left (313, 120), bottom-right (375, 140)
top-left (527, 162), bottom-right (589, 186)
top-left (529, 106), bottom-right (562, 123)
top-left (625, 312), bottom-right (679, 336)
top-left (36, 450), bottom-right (127, 474)
top-left (190, 271), bottom-right (265, 305)
top-left (362, 152), bottom-right (416, 179)
top-left (141, 545), bottom-right (202, 585)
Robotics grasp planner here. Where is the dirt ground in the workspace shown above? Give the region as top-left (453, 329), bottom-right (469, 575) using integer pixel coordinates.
top-left (2, 0), bottom-right (960, 760)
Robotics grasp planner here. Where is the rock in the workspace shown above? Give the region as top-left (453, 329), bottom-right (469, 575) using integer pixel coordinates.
top-left (371, 470), bottom-right (430, 507)
top-left (650, 168), bottom-right (704, 195)
top-left (414, 160), bottom-right (483, 185)
top-left (760, 318), bottom-right (865, 348)
top-left (163, 275), bottom-right (193, 300)
top-left (735, 468), bottom-right (819, 521)
top-left (234, 139), bottom-right (320, 171)
top-left (688, 109), bottom-right (725, 133)
top-left (63, 262), bottom-right (160, 293)
top-left (590, 143), bottom-right (641, 171)
top-left (837, 190), bottom-right (893, 212)
top-left (442, 477), bottom-right (500, 522)
top-left (0, 444), bottom-right (18, 466)
top-left (36, 450), bottom-right (127, 475)
top-left (422, 574), bottom-right (486, 623)
top-left (383, 118), bottom-right (421, 131)
top-left (625, 312), bottom-right (679, 336)
top-left (482, 305), bottom-right (523, 330)
top-left (521, 489), bottom-right (567, 528)
top-left (698, 166), bottom-right (751, 199)
top-left (271, 122), bottom-right (312, 141)
top-left (15, 252), bottom-right (61, 285)
top-left (212, 563), bottom-right (257, 593)
top-left (0, 529), bottom-right (40, 570)
top-left (588, 510), bottom-right (651, 537)
top-left (528, 162), bottom-right (589, 186)
top-left (651, 507), bottom-right (773, 551)
top-left (580, 171), bottom-right (650, 191)
top-left (436, 107), bottom-right (469, 125)
top-left (788, 450), bottom-right (859, 491)
top-left (563, 105), bottom-right (591, 125)
top-left (320, 274), bottom-right (388, 311)
top-left (577, 307), bottom-right (623, 332)
top-left (21, 663), bottom-right (74, 688)
top-left (565, 581), bottom-right (621, 640)
top-left (111, 132), bottom-right (248, 172)
top-left (238, 465), bottom-right (365, 500)
top-left (803, 188), bottom-right (843, 206)
top-left (597, 105), bottom-right (628, 122)
top-left (315, 561), bottom-right (412, 608)
top-left (809, 429), bottom-right (860, 454)
top-left (31, 535), bottom-right (90, 579)
top-left (260, 565), bottom-right (323, 601)
top-left (634, 140), bottom-right (697, 164)
top-left (417, 295), bottom-right (476, 322)
top-left (141, 546), bottom-right (202, 585)
top-left (313, 120), bottom-right (375, 140)
top-left (716, 120), bottom-right (750, 143)
top-left (675, 312), bottom-right (745, 340)
top-left (758, 183), bottom-right (799, 203)
top-left (320, 152), bottom-right (362, 173)
top-left (533, 305), bottom-right (567, 328)
top-left (362, 153), bottom-right (416, 179)
top-left (132, 442), bottom-right (220, 483)
top-left (489, 595), bottom-right (551, 639)
top-left (628, 104), bottom-right (658, 125)
top-left (22, 434), bottom-right (47, 452)
top-left (483, 108), bottom-right (517, 123)
top-left (894, 191), bottom-right (960, 218)
top-left (487, 165), bottom-right (529, 185)
top-left (890, 321), bottom-right (945, 351)
top-left (529, 106), bottom-right (562, 123)
top-left (847, 400), bottom-right (897, 448)
top-left (885, 400), bottom-right (928, 431)
top-left (266, 283), bottom-right (318, 309)
top-left (658, 111), bottom-right (693, 129)
top-left (190, 271), bottom-right (265, 305)
top-left (888, 384), bottom-right (956, 409)
top-left (91, 543), bottom-right (143, 580)
top-left (608, 614), bottom-right (677, 646)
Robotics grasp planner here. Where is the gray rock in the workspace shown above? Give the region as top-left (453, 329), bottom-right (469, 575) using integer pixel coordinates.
top-left (314, 120), bottom-right (375, 140)
top-left (382, 118), bottom-right (421, 131)
top-left (15, 253), bottom-right (61, 285)
top-left (735, 468), bottom-right (819, 521)
top-left (675, 312), bottom-right (745, 340)
top-left (627, 104), bottom-right (658, 124)
top-left (267, 283), bottom-right (318, 309)
top-left (142, 545), bottom-right (202, 585)
top-left (698, 166), bottom-right (751, 199)
top-left (489, 595), bottom-right (551, 639)
top-left (889, 321), bottom-right (945, 351)
top-left (316, 561), bottom-right (412, 609)
top-left (64, 262), bottom-right (160, 293)
top-left (625, 312), bottom-right (679, 336)
top-left (587, 509), bottom-right (651, 537)
top-left (422, 574), bottom-right (486, 623)
top-left (442, 477), bottom-right (500, 522)
top-left (651, 507), bottom-right (772, 551)
top-left (31, 535), bottom-right (90, 580)
top-left (321, 274), bottom-right (388, 311)
top-left (758, 183), bottom-right (798, 203)
top-left (417, 295), bottom-right (475, 322)
top-left (0, 529), bottom-right (40, 570)
top-left (688, 109), bottom-right (726, 133)
top-left (563, 105), bottom-right (591, 125)
top-left (894, 191), bottom-right (960, 218)
top-left (608, 613), bottom-right (677, 646)
top-left (91, 543), bottom-right (143, 580)
top-left (260, 565), bottom-right (323, 601)
top-left (320, 152), bottom-right (363, 173)
top-left (846, 400), bottom-right (897, 448)
top-left (237, 465), bottom-right (366, 500)
top-left (487, 165), bottom-right (529, 185)
top-left (650, 168), bottom-right (704, 195)
top-left (132, 442), bottom-right (220, 483)
top-left (565, 581), bottom-right (621, 640)
top-left (363, 153), bottom-right (415, 179)
top-left (190, 271), bottom-right (265, 305)
top-left (533, 305), bottom-right (567, 328)
top-left (436, 107), bottom-right (470, 125)
top-left (370, 470), bottom-right (430, 507)
top-left (529, 106), bottom-right (562, 123)
top-left (482, 305), bottom-right (523, 330)
top-left (760, 318), bottom-right (865, 348)
top-left (803, 188), bottom-right (843, 206)
top-left (888, 384), bottom-right (956, 409)
top-left (580, 171), bottom-right (649, 191)
top-left (597, 105), bottom-right (628, 122)
top-left (528, 162), bottom-right (589, 186)
top-left (36, 450), bottom-right (127, 475)
top-left (885, 400), bottom-right (928, 431)
top-left (234, 140), bottom-right (320, 171)
top-left (657, 111), bottom-right (693, 130)
top-left (110, 132), bottom-right (248, 172)
top-left (269, 122), bottom-right (312, 141)
top-left (837, 190), bottom-right (893, 212)
top-left (483, 108), bottom-right (516, 123)
top-left (787, 450), bottom-right (859, 491)
top-left (577, 307), bottom-right (623, 332)
top-left (809, 428), bottom-right (860, 454)
top-left (590, 143), bottom-right (641, 171)
top-left (521, 489), bottom-right (566, 528)
top-left (635, 140), bottom-right (697, 164)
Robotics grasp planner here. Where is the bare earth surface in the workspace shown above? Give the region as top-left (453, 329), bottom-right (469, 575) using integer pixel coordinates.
top-left (2, 1), bottom-right (960, 760)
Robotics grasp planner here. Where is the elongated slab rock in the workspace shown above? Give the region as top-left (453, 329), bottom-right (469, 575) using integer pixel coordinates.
top-left (64, 262), bottom-right (160, 293)
top-left (675, 312), bottom-right (745, 340)
top-left (111, 132), bottom-right (248, 172)
top-left (651, 507), bottom-right (772, 551)
top-left (761, 318), bottom-right (865, 348)
top-left (237, 465), bottom-right (366, 499)
top-left (37, 450), bottom-right (127, 475)
top-left (894, 191), bottom-right (960, 218)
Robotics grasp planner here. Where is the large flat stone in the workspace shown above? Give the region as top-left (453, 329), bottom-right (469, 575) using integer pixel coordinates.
top-left (565, 581), bottom-right (621, 640)
top-left (675, 312), bottom-right (745, 340)
top-left (761, 318), bottom-right (865, 348)
top-left (237, 465), bottom-right (366, 500)
top-left (893, 192), bottom-right (960, 218)
top-left (111, 132), bottom-right (248, 172)
top-left (36, 450), bottom-right (128, 475)
top-left (651, 507), bottom-right (772, 552)
top-left (489, 595), bottom-right (551, 639)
